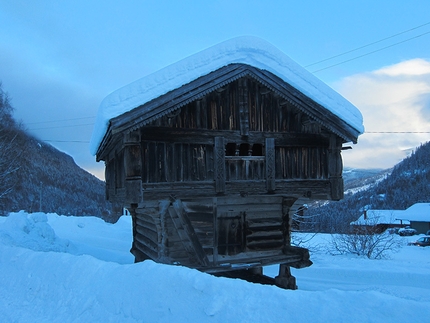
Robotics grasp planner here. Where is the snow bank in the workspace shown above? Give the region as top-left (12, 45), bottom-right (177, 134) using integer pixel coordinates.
top-left (1, 212), bottom-right (429, 322)
top-left (1, 244), bottom-right (429, 323)
top-left (46, 213), bottom-right (134, 264)
top-left (0, 211), bottom-right (73, 253)
top-left (90, 36), bottom-right (364, 155)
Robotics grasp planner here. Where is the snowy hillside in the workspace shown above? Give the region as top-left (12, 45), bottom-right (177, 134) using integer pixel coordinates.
top-left (1, 212), bottom-right (429, 322)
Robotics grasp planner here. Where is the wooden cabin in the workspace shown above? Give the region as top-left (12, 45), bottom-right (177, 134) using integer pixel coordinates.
top-left (92, 37), bottom-right (363, 289)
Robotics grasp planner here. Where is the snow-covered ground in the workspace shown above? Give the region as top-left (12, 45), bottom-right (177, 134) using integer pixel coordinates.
top-left (1, 211), bottom-right (429, 322)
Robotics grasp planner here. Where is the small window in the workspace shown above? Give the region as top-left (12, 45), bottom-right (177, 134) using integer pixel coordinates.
top-left (225, 143), bottom-right (237, 156)
top-left (225, 143), bottom-right (263, 156)
top-left (252, 144), bottom-right (263, 156)
top-left (239, 143), bottom-right (250, 156)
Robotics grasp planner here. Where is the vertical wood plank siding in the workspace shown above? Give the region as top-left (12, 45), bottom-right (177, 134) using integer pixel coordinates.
top-left (154, 78), bottom-right (317, 133)
top-left (141, 141), bottom-right (214, 183)
top-left (107, 76), bottom-right (334, 191)
top-left (135, 77), bottom-right (331, 184)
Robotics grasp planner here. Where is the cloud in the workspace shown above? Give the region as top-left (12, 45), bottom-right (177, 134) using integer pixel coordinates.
top-left (332, 58), bottom-right (430, 169)
top-left (374, 58), bottom-right (430, 77)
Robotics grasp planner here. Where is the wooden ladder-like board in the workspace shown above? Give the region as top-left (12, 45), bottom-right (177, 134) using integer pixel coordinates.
top-left (168, 199), bottom-right (210, 267)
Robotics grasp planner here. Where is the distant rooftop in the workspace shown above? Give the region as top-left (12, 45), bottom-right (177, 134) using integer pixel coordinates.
top-left (351, 202), bottom-right (430, 225)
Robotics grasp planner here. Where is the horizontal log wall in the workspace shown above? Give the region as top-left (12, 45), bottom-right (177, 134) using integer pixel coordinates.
top-left (130, 196), bottom-right (300, 269)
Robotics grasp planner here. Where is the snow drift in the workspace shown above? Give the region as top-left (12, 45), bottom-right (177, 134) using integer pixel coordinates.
top-left (1, 212), bottom-right (429, 322)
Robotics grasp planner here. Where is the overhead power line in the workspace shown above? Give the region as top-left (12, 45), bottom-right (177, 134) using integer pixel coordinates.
top-left (306, 21), bottom-right (430, 68)
top-left (29, 123), bottom-right (94, 131)
top-left (40, 132), bottom-right (429, 145)
top-left (311, 29), bottom-right (430, 73)
top-left (26, 116), bottom-right (95, 125)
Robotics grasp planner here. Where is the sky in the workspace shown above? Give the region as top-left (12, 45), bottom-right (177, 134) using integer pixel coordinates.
top-left (1, 0), bottom-right (430, 179)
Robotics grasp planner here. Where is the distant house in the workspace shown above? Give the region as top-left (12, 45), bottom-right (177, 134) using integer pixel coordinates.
top-left (401, 203), bottom-right (430, 234)
top-left (351, 203), bottom-right (430, 234)
top-left (351, 210), bottom-right (409, 233)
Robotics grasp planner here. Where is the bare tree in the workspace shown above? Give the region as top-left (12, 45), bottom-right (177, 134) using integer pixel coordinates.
top-left (0, 84), bottom-right (21, 204)
top-left (0, 132), bottom-right (20, 199)
top-left (330, 220), bottom-right (403, 259)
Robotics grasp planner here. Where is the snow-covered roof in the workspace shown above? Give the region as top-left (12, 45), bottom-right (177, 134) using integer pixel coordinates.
top-left (351, 203), bottom-right (430, 226)
top-left (351, 210), bottom-right (409, 226)
top-left (90, 36), bottom-right (364, 155)
top-left (403, 203), bottom-right (430, 222)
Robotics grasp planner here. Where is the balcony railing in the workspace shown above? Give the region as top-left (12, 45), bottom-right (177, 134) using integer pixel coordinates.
top-left (225, 156), bottom-right (265, 181)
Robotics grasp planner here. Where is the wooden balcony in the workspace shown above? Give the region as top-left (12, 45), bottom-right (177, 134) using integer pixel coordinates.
top-left (225, 156), bottom-right (265, 181)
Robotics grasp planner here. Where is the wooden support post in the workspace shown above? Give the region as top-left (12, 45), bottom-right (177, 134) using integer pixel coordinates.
top-left (275, 264), bottom-right (297, 290)
top-left (265, 138), bottom-right (275, 193)
top-left (124, 131), bottom-right (143, 204)
top-left (239, 78), bottom-right (249, 136)
top-left (328, 135), bottom-right (343, 200)
top-left (212, 197), bottom-right (219, 265)
top-left (214, 137), bottom-right (226, 194)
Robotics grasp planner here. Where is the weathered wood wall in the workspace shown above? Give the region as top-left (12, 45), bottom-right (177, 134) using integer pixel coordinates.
top-left (150, 77), bottom-right (322, 134)
top-left (104, 75), bottom-right (343, 204)
top-left (129, 196), bottom-right (308, 270)
top-left (98, 70), bottom-right (349, 283)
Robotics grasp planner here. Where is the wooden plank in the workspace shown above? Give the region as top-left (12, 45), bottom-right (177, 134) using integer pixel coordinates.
top-left (239, 78), bottom-right (249, 136)
top-left (135, 217), bottom-right (157, 233)
top-left (246, 240), bottom-right (284, 250)
top-left (166, 142), bottom-right (174, 182)
top-left (135, 225), bottom-right (158, 244)
top-left (134, 233), bottom-right (158, 253)
top-left (139, 127), bottom-right (329, 147)
top-left (133, 239), bottom-right (158, 259)
top-left (182, 200), bottom-right (213, 213)
top-left (140, 178), bottom-right (332, 200)
top-left (247, 219), bottom-right (283, 229)
top-left (212, 197), bottom-right (218, 265)
top-left (246, 231), bottom-right (283, 240)
top-left (328, 134), bottom-right (344, 200)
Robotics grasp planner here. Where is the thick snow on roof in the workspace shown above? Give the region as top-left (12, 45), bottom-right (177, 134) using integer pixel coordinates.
top-left (90, 36), bottom-right (364, 155)
top-left (352, 203), bottom-right (430, 225)
top-left (403, 203), bottom-right (430, 222)
top-left (351, 210), bottom-right (410, 226)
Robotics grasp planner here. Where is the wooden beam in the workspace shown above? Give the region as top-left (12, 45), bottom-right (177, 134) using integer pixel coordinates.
top-left (328, 134), bottom-right (344, 200)
top-left (139, 127), bottom-right (330, 148)
top-left (239, 78), bottom-right (249, 136)
top-left (265, 138), bottom-right (275, 192)
top-left (214, 137), bottom-right (226, 194)
top-left (212, 197), bottom-right (218, 265)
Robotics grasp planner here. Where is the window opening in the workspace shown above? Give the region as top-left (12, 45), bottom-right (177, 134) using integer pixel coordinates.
top-left (225, 143), bottom-right (263, 156)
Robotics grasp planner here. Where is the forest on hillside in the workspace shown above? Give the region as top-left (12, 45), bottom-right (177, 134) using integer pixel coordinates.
top-left (302, 141), bottom-right (430, 233)
top-left (0, 84), bottom-right (116, 222)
